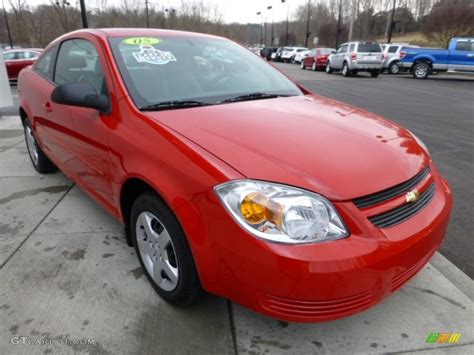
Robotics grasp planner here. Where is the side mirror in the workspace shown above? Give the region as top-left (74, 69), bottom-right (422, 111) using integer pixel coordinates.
top-left (331, 50), bottom-right (336, 54)
top-left (51, 83), bottom-right (110, 114)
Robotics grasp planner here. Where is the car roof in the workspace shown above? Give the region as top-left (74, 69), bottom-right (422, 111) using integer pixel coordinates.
top-left (68, 28), bottom-right (224, 40)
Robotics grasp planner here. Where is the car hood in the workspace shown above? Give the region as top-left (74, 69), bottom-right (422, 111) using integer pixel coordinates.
top-left (147, 95), bottom-right (429, 201)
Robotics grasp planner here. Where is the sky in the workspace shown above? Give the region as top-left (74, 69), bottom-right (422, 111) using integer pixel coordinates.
top-left (6, 0), bottom-right (311, 24)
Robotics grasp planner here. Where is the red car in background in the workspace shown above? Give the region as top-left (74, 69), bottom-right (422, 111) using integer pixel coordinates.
top-left (3, 48), bottom-right (42, 80)
top-left (301, 47), bottom-right (335, 71)
top-left (18, 29), bottom-right (452, 323)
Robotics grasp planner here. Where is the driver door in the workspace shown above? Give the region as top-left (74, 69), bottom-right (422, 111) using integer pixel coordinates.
top-left (51, 38), bottom-right (116, 209)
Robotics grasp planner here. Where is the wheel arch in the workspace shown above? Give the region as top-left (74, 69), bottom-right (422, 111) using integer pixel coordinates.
top-left (120, 177), bottom-right (167, 247)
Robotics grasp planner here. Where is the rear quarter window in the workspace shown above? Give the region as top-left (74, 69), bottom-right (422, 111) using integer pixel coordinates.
top-left (34, 46), bottom-right (58, 81)
top-left (357, 43), bottom-right (382, 53)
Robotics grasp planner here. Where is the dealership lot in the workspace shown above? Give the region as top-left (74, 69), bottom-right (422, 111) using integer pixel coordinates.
top-left (0, 71), bottom-right (473, 354)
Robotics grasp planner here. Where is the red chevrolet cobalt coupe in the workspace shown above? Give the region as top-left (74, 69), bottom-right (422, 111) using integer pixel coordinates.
top-left (18, 29), bottom-right (452, 322)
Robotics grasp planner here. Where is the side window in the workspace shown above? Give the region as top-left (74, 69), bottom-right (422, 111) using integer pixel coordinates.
top-left (34, 46), bottom-right (58, 81)
top-left (349, 44), bottom-right (355, 52)
top-left (455, 41), bottom-right (469, 51)
top-left (54, 39), bottom-right (107, 95)
top-left (15, 52), bottom-right (26, 60)
top-left (25, 51), bottom-right (40, 59)
top-left (341, 45), bottom-right (349, 53)
top-left (3, 52), bottom-right (17, 60)
top-left (388, 46), bottom-right (398, 53)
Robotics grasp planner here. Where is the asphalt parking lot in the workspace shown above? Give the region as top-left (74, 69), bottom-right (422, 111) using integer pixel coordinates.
top-left (274, 63), bottom-right (474, 278)
top-left (0, 72), bottom-right (473, 354)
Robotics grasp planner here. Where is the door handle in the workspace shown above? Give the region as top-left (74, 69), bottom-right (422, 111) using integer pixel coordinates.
top-left (43, 102), bottom-right (53, 113)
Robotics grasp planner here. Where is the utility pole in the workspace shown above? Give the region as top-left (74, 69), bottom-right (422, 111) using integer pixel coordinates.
top-left (145, 0), bottom-right (150, 28)
top-left (387, 0), bottom-right (396, 43)
top-left (305, 0), bottom-right (311, 48)
top-left (335, 0), bottom-right (342, 48)
top-left (2, 0), bottom-right (13, 48)
top-left (79, 0), bottom-right (88, 28)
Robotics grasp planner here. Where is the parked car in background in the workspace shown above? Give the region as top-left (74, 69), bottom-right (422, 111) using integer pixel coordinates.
top-left (326, 41), bottom-right (383, 77)
top-left (294, 49), bottom-right (310, 64)
top-left (261, 47), bottom-right (277, 61)
top-left (3, 48), bottom-right (42, 81)
top-left (281, 47), bottom-right (308, 63)
top-left (399, 37), bottom-right (474, 79)
top-left (301, 47), bottom-right (335, 71)
top-left (271, 47), bottom-right (285, 62)
top-left (382, 43), bottom-right (417, 74)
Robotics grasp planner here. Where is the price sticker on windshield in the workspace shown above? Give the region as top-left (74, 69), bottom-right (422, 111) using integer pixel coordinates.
top-left (122, 37), bottom-right (161, 45)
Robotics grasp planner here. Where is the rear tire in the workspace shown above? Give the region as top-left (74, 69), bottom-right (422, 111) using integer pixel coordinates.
top-left (325, 61), bottom-right (333, 74)
top-left (370, 70), bottom-right (380, 78)
top-left (23, 119), bottom-right (56, 174)
top-left (342, 62), bottom-right (351, 77)
top-left (389, 61), bottom-right (400, 75)
top-left (300, 61), bottom-right (305, 70)
top-left (312, 62), bottom-right (317, 71)
top-left (131, 192), bottom-right (201, 306)
top-left (413, 62), bottom-right (430, 79)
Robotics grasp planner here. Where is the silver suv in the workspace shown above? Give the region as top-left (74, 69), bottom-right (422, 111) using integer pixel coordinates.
top-left (382, 43), bottom-right (417, 74)
top-left (326, 41), bottom-right (383, 77)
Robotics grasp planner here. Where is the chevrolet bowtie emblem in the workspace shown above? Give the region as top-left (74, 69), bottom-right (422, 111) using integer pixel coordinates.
top-left (406, 189), bottom-right (420, 203)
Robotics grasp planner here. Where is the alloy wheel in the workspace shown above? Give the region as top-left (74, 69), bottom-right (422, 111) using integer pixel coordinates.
top-left (136, 211), bottom-right (179, 291)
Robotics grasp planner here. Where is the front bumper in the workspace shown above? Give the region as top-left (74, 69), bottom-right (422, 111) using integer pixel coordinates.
top-left (178, 165), bottom-right (452, 322)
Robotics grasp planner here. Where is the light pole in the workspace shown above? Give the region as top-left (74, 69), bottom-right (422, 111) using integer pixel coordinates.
top-left (165, 8), bottom-right (176, 29)
top-left (256, 11), bottom-right (263, 47)
top-left (282, 0), bottom-right (289, 46)
top-left (267, 6), bottom-right (274, 46)
top-left (305, 0), bottom-right (311, 48)
top-left (387, 0), bottom-right (396, 43)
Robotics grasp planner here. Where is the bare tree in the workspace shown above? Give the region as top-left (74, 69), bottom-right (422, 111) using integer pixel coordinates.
top-left (421, 0), bottom-right (474, 46)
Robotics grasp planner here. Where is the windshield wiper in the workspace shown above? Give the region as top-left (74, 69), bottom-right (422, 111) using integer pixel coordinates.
top-left (140, 100), bottom-right (213, 111)
top-left (219, 92), bottom-right (291, 104)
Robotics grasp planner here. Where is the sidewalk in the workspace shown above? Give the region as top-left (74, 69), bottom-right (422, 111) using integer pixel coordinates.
top-left (0, 115), bottom-right (472, 354)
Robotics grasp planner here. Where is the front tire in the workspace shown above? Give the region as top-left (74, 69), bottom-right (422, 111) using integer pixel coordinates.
top-left (413, 62), bottom-right (430, 79)
top-left (23, 119), bottom-right (56, 174)
top-left (131, 192), bottom-right (201, 306)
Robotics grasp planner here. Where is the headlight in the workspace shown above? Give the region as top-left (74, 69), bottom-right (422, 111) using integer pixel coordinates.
top-left (409, 131), bottom-right (429, 154)
top-left (214, 180), bottom-right (349, 244)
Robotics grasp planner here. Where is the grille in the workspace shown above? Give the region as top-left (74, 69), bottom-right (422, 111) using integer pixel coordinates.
top-left (368, 183), bottom-right (436, 229)
top-left (353, 167), bottom-right (430, 209)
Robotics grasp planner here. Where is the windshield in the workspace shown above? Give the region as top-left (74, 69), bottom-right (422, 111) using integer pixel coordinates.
top-left (109, 36), bottom-right (302, 109)
top-left (318, 48), bottom-right (333, 55)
